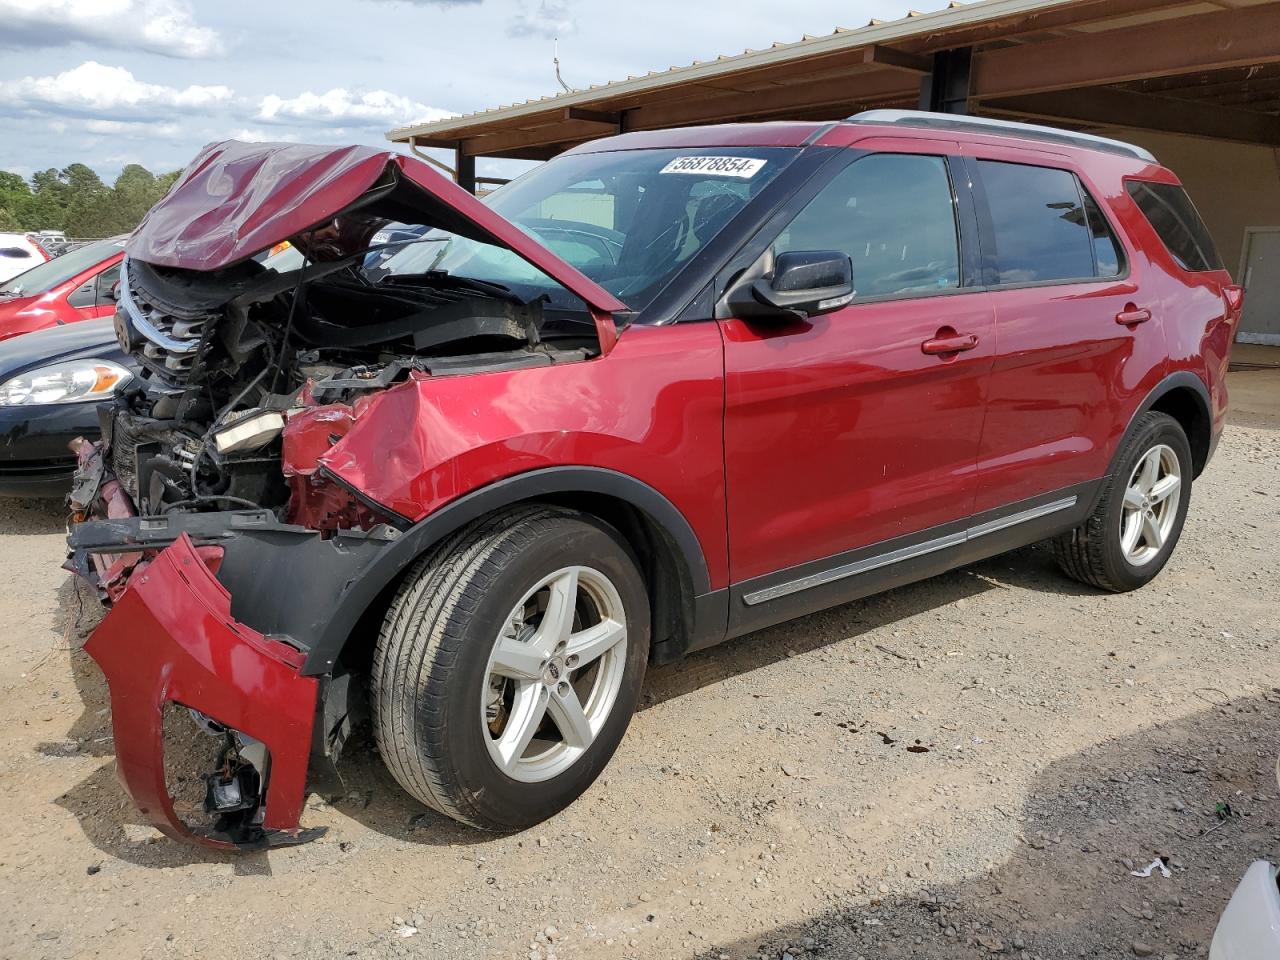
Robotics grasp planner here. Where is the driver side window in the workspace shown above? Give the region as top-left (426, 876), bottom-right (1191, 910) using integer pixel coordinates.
top-left (776, 153), bottom-right (960, 300)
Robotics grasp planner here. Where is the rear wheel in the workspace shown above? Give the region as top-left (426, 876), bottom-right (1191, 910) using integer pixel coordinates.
top-left (1053, 411), bottom-right (1192, 592)
top-left (371, 506), bottom-right (650, 830)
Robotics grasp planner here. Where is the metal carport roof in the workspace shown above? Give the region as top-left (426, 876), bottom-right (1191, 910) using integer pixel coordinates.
top-left (387, 0), bottom-right (1280, 187)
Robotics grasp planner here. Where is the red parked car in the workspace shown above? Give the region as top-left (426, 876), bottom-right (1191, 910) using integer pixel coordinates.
top-left (68, 113), bottom-right (1240, 849)
top-left (0, 236), bottom-right (127, 341)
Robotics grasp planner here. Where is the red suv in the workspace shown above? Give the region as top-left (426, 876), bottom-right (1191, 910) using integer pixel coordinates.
top-left (68, 112), bottom-right (1240, 849)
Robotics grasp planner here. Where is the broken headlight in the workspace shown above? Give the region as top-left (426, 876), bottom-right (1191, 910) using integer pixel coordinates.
top-left (0, 359), bottom-right (132, 406)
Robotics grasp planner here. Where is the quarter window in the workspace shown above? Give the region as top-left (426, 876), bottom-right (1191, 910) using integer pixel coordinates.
top-left (775, 153), bottom-right (961, 300)
top-left (1125, 180), bottom-right (1223, 273)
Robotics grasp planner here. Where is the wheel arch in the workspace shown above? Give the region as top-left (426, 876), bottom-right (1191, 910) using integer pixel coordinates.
top-left (301, 466), bottom-right (713, 677)
top-left (1130, 371), bottom-right (1213, 478)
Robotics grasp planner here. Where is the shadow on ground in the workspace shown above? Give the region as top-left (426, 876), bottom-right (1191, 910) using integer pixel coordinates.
top-left (642, 541), bottom-right (1092, 711)
top-left (0, 496), bottom-right (65, 535)
top-left (692, 694), bottom-right (1280, 960)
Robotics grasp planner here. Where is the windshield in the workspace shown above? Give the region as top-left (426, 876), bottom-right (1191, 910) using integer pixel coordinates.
top-left (380, 146), bottom-right (798, 314)
top-left (0, 237), bottom-right (126, 298)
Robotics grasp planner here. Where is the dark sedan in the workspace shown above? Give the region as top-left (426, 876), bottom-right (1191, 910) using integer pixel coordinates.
top-left (0, 319), bottom-right (131, 497)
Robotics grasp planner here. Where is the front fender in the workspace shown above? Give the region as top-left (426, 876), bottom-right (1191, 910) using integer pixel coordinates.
top-left (300, 465), bottom-right (714, 676)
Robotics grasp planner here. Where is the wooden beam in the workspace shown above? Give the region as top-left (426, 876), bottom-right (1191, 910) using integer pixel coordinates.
top-left (910, 0), bottom-right (1189, 52)
top-left (971, 5), bottom-right (1280, 99)
top-left (452, 70), bottom-right (917, 157)
top-left (1126, 68), bottom-right (1280, 100)
top-left (861, 44), bottom-right (932, 74)
top-left (563, 107), bottom-right (622, 126)
top-left (980, 87), bottom-right (1280, 145)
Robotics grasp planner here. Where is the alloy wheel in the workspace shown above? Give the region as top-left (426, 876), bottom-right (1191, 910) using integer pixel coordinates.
top-left (481, 566), bottom-right (628, 783)
top-left (1119, 443), bottom-right (1182, 566)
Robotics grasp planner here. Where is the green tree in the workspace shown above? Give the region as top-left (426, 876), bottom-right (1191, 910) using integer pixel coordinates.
top-left (0, 162), bottom-right (184, 236)
top-left (0, 171), bottom-right (32, 228)
top-left (24, 168), bottom-right (71, 232)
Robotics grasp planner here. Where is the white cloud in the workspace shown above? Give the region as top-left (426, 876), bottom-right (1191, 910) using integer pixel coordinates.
top-left (508, 0), bottom-right (575, 39)
top-left (83, 118), bottom-right (183, 137)
top-left (257, 88), bottom-right (455, 128)
top-left (0, 0), bottom-right (224, 58)
top-left (0, 62), bottom-right (232, 118)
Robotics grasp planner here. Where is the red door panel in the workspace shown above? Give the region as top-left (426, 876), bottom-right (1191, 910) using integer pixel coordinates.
top-left (720, 292), bottom-right (994, 583)
top-left (975, 280), bottom-right (1165, 511)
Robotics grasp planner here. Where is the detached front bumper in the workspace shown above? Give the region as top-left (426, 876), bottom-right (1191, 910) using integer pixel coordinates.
top-left (86, 533), bottom-right (322, 849)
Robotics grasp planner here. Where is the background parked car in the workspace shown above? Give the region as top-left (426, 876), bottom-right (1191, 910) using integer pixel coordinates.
top-left (0, 318), bottom-right (131, 497)
top-left (32, 231), bottom-right (70, 258)
top-left (0, 236), bottom-right (127, 341)
top-left (0, 232), bottom-right (49, 283)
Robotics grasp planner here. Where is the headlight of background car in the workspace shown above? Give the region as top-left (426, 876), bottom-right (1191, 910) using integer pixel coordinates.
top-left (0, 359), bottom-right (132, 406)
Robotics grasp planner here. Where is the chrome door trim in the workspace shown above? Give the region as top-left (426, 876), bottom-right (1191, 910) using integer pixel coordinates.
top-left (742, 496), bottom-right (1077, 606)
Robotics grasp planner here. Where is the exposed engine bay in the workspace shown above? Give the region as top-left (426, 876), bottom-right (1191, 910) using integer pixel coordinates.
top-left (90, 221), bottom-right (601, 530)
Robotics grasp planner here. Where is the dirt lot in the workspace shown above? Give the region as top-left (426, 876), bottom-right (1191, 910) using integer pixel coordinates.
top-left (0, 369), bottom-right (1276, 960)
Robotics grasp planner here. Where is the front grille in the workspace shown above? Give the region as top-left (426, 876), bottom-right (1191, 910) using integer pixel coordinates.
top-left (118, 259), bottom-right (220, 386)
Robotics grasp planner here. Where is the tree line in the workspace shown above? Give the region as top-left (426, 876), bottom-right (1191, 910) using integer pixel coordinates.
top-left (0, 163), bottom-right (180, 238)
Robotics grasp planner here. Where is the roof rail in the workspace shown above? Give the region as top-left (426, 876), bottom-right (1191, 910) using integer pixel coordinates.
top-left (847, 110), bottom-right (1157, 163)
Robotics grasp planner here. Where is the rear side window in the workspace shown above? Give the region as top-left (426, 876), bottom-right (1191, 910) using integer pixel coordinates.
top-left (976, 160), bottom-right (1116, 284)
top-left (1125, 180), bottom-right (1223, 272)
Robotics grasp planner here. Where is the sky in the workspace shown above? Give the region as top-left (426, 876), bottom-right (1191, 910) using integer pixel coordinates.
top-left (0, 0), bottom-right (952, 184)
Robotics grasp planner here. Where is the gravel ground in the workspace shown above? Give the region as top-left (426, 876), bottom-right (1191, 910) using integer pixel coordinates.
top-left (0, 369), bottom-right (1275, 960)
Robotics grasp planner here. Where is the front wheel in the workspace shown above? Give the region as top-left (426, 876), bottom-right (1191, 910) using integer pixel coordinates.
top-left (1053, 411), bottom-right (1193, 592)
top-left (371, 506), bottom-right (650, 830)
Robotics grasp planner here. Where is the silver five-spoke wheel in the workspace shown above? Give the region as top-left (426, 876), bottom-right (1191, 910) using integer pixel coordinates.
top-left (1119, 443), bottom-right (1182, 566)
top-left (482, 566), bottom-right (628, 782)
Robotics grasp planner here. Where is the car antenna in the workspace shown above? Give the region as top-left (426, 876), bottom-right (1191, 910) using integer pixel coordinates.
top-left (554, 38), bottom-right (571, 94)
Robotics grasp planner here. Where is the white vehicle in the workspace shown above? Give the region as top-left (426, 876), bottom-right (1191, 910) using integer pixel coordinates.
top-left (1210, 861), bottom-right (1280, 959)
top-left (0, 233), bottom-right (49, 283)
top-left (1209, 758), bottom-right (1280, 958)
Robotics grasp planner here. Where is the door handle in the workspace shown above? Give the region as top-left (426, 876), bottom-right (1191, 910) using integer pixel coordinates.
top-left (1115, 305), bottom-right (1152, 326)
top-left (921, 332), bottom-right (979, 355)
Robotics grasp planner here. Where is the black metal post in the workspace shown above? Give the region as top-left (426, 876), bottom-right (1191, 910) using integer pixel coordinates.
top-left (455, 144), bottom-right (476, 194)
top-left (919, 47), bottom-right (972, 114)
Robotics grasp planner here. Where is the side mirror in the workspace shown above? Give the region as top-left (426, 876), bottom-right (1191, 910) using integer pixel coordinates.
top-left (727, 250), bottom-right (854, 321)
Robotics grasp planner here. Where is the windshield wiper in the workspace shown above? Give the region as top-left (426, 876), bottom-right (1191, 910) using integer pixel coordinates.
top-left (384, 270), bottom-right (526, 306)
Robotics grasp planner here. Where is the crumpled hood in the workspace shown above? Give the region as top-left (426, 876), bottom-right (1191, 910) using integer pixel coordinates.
top-left (126, 140), bottom-right (628, 321)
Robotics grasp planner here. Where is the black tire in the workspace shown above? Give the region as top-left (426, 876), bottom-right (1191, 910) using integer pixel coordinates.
top-left (1053, 411), bottom-right (1193, 592)
top-left (371, 505), bottom-right (650, 830)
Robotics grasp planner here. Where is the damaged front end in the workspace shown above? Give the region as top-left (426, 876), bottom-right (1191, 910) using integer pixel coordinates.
top-left (66, 140), bottom-right (629, 848)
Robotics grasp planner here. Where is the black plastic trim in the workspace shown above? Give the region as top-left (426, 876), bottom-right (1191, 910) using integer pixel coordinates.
top-left (725, 481), bottom-right (1100, 640)
top-left (1126, 370), bottom-right (1214, 476)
